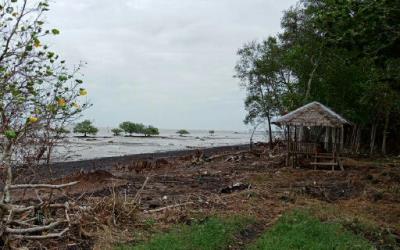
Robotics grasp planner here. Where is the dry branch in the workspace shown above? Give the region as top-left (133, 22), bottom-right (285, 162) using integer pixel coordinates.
top-left (5, 220), bottom-right (66, 234)
top-left (11, 228), bottom-right (69, 240)
top-left (145, 202), bottom-right (194, 213)
top-left (9, 181), bottom-right (79, 190)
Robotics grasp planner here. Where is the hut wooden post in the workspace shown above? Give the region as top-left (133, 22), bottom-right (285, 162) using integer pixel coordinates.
top-left (340, 125), bottom-right (344, 152)
top-left (331, 127), bottom-right (336, 153)
top-left (294, 126), bottom-right (298, 167)
top-left (324, 127), bottom-right (330, 150)
top-left (286, 125), bottom-right (290, 167)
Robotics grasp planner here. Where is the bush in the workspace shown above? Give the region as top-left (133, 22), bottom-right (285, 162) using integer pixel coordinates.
top-left (143, 126), bottom-right (159, 136)
top-left (73, 120), bottom-right (98, 137)
top-left (119, 121), bottom-right (144, 135)
top-left (177, 129), bottom-right (190, 136)
top-left (119, 122), bottom-right (159, 136)
top-left (57, 127), bottom-right (71, 134)
top-left (111, 128), bottom-right (123, 136)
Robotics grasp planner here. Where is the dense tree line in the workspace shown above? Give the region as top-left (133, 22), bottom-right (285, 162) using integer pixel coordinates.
top-left (235, 0), bottom-right (400, 154)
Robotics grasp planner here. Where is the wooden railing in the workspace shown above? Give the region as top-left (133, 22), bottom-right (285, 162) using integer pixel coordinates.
top-left (288, 142), bottom-right (318, 154)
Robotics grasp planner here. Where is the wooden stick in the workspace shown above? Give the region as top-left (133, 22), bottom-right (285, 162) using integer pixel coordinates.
top-left (9, 181), bottom-right (79, 190)
top-left (145, 202), bottom-right (194, 213)
top-left (134, 176), bottom-right (150, 203)
top-left (11, 228), bottom-right (69, 239)
top-left (5, 220), bottom-right (66, 234)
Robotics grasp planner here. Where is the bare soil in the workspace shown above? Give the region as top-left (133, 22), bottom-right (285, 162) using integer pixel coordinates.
top-left (6, 144), bottom-right (400, 249)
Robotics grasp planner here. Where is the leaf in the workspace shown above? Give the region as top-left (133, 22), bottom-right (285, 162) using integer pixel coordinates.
top-left (4, 130), bottom-right (17, 139)
top-left (34, 38), bottom-right (41, 48)
top-left (28, 116), bottom-right (38, 123)
top-left (79, 88), bottom-right (87, 96)
top-left (51, 28), bottom-right (60, 35)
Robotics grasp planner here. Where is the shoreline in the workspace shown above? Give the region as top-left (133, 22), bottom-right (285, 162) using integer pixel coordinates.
top-left (36, 144), bottom-right (251, 179)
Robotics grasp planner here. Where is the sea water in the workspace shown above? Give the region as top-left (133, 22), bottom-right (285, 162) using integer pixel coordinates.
top-left (51, 128), bottom-right (268, 162)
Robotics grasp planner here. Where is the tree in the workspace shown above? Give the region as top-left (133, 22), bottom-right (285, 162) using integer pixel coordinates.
top-left (0, 0), bottom-right (89, 244)
top-left (111, 128), bottom-right (123, 136)
top-left (119, 121), bottom-right (145, 136)
top-left (74, 120), bottom-right (98, 137)
top-left (177, 129), bottom-right (190, 136)
top-left (143, 125), bottom-right (159, 136)
top-left (209, 130), bottom-right (215, 136)
top-left (235, 0), bottom-right (400, 154)
top-left (235, 38), bottom-right (286, 148)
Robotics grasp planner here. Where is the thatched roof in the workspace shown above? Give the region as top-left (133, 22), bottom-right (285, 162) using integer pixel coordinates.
top-left (272, 101), bottom-right (350, 127)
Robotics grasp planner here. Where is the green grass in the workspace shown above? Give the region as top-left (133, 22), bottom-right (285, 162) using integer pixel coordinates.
top-left (250, 211), bottom-right (374, 250)
top-left (117, 216), bottom-right (252, 250)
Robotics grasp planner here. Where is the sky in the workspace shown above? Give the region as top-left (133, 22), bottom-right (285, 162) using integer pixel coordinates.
top-left (47, 0), bottom-right (297, 131)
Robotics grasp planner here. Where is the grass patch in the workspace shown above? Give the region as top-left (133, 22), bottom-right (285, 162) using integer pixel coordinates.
top-left (117, 216), bottom-right (252, 250)
top-left (250, 210), bottom-right (374, 250)
top-left (307, 203), bottom-right (399, 249)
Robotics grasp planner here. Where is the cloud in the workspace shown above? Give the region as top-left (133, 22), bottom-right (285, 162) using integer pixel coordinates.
top-left (46, 0), bottom-right (296, 130)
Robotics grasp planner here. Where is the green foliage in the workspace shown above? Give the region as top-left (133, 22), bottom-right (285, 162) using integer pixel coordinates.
top-left (73, 120), bottom-right (98, 137)
top-left (56, 127), bottom-right (70, 134)
top-left (0, 0), bottom-right (89, 164)
top-left (117, 217), bottom-right (252, 250)
top-left (250, 210), bottom-right (373, 250)
top-left (4, 130), bottom-right (17, 139)
top-left (236, 0), bottom-right (400, 153)
top-left (176, 129), bottom-right (189, 136)
top-left (119, 121), bottom-right (143, 135)
top-left (111, 128), bottom-right (123, 136)
top-left (119, 122), bottom-right (159, 136)
top-left (143, 125), bottom-right (159, 136)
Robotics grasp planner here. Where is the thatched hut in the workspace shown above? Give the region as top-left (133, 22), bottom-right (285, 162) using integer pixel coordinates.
top-left (273, 101), bottom-right (350, 170)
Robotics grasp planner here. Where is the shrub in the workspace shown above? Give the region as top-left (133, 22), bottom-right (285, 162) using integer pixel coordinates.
top-left (177, 129), bottom-right (190, 136)
top-left (73, 120), bottom-right (98, 137)
top-left (119, 121), bottom-right (144, 135)
top-left (111, 128), bottom-right (123, 136)
top-left (143, 126), bottom-right (159, 136)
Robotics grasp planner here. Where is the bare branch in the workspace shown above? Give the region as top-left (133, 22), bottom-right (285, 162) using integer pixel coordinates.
top-left (5, 220), bottom-right (66, 234)
top-left (11, 228), bottom-right (69, 240)
top-left (9, 181), bottom-right (79, 190)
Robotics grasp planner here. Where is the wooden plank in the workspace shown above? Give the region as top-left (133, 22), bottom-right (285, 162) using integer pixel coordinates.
top-left (310, 162), bottom-right (338, 166)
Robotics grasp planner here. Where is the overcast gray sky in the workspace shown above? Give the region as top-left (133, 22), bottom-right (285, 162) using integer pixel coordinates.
top-left (47, 0), bottom-right (296, 130)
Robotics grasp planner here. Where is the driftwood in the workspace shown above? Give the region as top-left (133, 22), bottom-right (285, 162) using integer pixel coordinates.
top-left (9, 181), bottom-right (79, 190)
top-left (145, 202), bottom-right (194, 213)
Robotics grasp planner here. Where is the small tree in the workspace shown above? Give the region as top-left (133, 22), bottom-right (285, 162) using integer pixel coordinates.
top-left (143, 125), bottom-right (159, 136)
top-left (0, 0), bottom-right (89, 244)
top-left (119, 121), bottom-right (145, 136)
top-left (111, 128), bottom-right (123, 136)
top-left (73, 120), bottom-right (98, 137)
top-left (177, 129), bottom-right (190, 136)
top-left (209, 130), bottom-right (215, 136)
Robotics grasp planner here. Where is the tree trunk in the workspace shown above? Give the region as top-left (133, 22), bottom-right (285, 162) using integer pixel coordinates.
top-left (2, 143), bottom-right (13, 203)
top-left (355, 127), bottom-right (361, 154)
top-left (266, 115), bottom-right (273, 150)
top-left (304, 53), bottom-right (321, 102)
top-left (369, 123), bottom-right (377, 155)
top-left (381, 111), bottom-right (390, 155)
